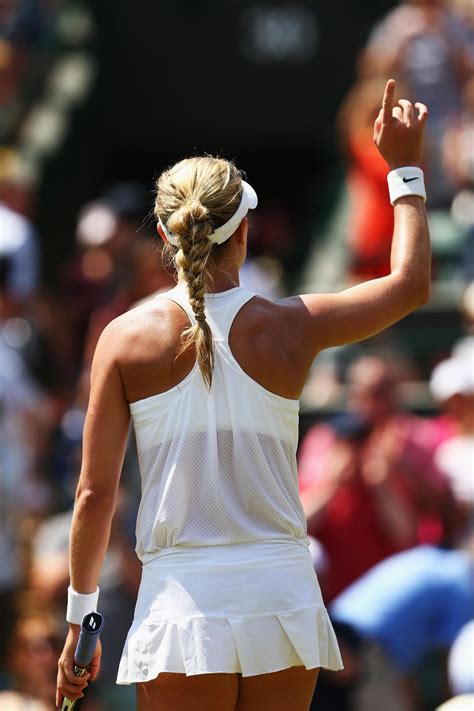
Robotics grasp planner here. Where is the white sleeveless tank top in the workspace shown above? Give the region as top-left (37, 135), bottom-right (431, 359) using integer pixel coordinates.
top-left (131, 284), bottom-right (308, 563)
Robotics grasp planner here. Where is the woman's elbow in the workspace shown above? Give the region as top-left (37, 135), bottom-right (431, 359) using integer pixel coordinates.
top-left (413, 279), bottom-right (431, 308)
top-left (75, 485), bottom-right (116, 511)
top-left (398, 271), bottom-right (431, 312)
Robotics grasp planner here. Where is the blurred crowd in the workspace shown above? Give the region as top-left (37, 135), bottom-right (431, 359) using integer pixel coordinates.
top-left (340, 0), bottom-right (474, 282)
top-left (0, 1), bottom-right (473, 710)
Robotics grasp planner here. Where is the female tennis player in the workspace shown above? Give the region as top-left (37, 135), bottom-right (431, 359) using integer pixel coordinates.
top-left (57, 79), bottom-right (429, 711)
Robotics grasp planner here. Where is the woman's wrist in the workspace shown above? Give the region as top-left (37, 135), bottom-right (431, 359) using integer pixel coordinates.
top-left (66, 585), bottom-right (100, 625)
top-left (387, 166), bottom-right (426, 205)
top-left (387, 160), bottom-right (421, 171)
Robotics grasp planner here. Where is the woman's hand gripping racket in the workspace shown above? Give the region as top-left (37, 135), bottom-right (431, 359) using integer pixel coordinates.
top-left (57, 612), bottom-right (104, 710)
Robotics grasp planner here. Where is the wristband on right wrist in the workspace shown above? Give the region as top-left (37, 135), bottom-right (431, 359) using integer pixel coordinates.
top-left (66, 585), bottom-right (100, 625)
top-left (387, 166), bottom-right (426, 205)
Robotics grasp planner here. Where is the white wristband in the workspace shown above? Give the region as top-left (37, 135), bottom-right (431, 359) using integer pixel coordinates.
top-left (66, 585), bottom-right (100, 625)
top-left (387, 167), bottom-right (426, 205)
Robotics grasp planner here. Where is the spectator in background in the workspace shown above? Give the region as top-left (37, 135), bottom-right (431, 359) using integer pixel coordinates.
top-left (443, 76), bottom-right (474, 281)
top-left (453, 282), bottom-right (474, 366)
top-left (330, 526), bottom-right (474, 711)
top-left (437, 696), bottom-right (474, 711)
top-left (0, 146), bottom-right (37, 218)
top-left (298, 355), bottom-right (452, 600)
top-left (0, 608), bottom-right (61, 710)
top-left (60, 198), bottom-right (118, 354)
top-left (82, 233), bottom-right (174, 368)
top-left (0, 147), bottom-right (66, 396)
top-left (0, 248), bottom-right (52, 479)
top-left (0, 692), bottom-right (49, 710)
top-left (430, 357), bottom-right (474, 530)
top-left (239, 202), bottom-right (291, 299)
top-left (0, 0), bottom-right (44, 50)
top-left (59, 182), bottom-right (174, 373)
top-left (447, 621), bottom-right (474, 700)
top-left (59, 192), bottom-right (137, 372)
top-left (239, 253), bottom-right (284, 301)
top-left (360, 0), bottom-right (474, 206)
top-left (0, 0), bottom-right (27, 106)
top-left (0, 148), bottom-right (39, 302)
top-left (0, 0), bottom-right (63, 109)
top-left (338, 77), bottom-right (397, 279)
top-left (0, 255), bottom-right (52, 664)
top-left (449, 0), bottom-right (474, 40)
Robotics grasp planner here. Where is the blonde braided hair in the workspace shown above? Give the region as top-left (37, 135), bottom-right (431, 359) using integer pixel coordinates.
top-left (154, 157), bottom-right (243, 389)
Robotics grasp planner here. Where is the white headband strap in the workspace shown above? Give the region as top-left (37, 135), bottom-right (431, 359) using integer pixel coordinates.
top-left (159, 180), bottom-right (258, 247)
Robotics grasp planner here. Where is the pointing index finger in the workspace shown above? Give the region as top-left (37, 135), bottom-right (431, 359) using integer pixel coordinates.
top-left (382, 79), bottom-right (396, 126)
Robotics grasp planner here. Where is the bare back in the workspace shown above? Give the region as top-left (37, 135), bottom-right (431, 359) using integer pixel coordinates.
top-left (115, 290), bottom-right (315, 403)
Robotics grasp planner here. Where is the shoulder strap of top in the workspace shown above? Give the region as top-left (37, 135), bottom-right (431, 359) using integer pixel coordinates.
top-left (206, 288), bottom-right (255, 341)
top-left (156, 284), bottom-right (196, 324)
top-left (155, 285), bottom-right (256, 341)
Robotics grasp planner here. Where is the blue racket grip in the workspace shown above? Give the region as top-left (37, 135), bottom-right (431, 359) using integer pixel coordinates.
top-left (74, 612), bottom-right (104, 668)
top-left (59, 613), bottom-right (104, 710)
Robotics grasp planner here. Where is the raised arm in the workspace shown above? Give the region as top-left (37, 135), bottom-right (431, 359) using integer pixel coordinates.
top-left (288, 80), bottom-right (430, 355)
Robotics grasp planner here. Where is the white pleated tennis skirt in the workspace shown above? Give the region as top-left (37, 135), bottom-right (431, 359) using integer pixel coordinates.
top-left (116, 539), bottom-right (343, 684)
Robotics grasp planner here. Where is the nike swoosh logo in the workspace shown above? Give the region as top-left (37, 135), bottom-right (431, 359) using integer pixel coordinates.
top-left (403, 177), bottom-right (419, 183)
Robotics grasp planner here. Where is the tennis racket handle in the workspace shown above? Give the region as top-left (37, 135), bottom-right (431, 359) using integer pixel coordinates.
top-left (74, 612), bottom-right (104, 667)
top-left (59, 612), bottom-right (104, 711)
top-left (60, 695), bottom-right (83, 711)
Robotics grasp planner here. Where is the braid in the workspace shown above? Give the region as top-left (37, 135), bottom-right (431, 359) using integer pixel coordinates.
top-left (154, 156), bottom-right (244, 390)
top-left (168, 200), bottom-right (215, 389)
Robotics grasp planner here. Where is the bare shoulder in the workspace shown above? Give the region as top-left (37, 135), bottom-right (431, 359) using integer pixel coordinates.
top-left (93, 294), bottom-right (194, 402)
top-left (231, 294), bottom-right (314, 399)
top-left (241, 294), bottom-right (306, 329)
top-left (95, 296), bottom-right (188, 366)
top-left (234, 294), bottom-right (316, 359)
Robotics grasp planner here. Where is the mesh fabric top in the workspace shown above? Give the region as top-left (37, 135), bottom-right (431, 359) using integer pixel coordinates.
top-left (130, 285), bottom-right (308, 561)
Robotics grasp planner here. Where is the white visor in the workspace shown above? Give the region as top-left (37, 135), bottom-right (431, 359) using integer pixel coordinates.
top-left (159, 180), bottom-right (258, 247)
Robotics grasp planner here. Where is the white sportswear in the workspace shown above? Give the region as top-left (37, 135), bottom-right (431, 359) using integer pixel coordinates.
top-left (131, 284), bottom-right (308, 563)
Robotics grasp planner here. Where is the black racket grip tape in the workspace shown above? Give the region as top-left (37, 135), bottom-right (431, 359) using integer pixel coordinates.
top-left (74, 612), bottom-right (104, 668)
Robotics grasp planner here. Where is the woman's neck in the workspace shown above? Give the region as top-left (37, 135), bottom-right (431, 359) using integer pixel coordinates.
top-left (178, 269), bottom-right (241, 294)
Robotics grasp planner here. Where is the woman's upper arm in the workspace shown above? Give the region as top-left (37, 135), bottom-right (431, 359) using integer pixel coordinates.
top-left (285, 272), bottom-right (427, 355)
top-left (78, 321), bottom-right (131, 500)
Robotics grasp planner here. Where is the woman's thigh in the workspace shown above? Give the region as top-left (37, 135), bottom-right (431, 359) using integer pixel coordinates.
top-left (136, 672), bottom-right (239, 711)
top-left (236, 666), bottom-right (319, 711)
